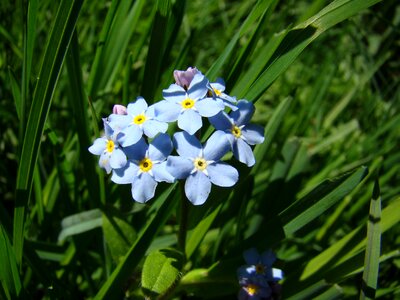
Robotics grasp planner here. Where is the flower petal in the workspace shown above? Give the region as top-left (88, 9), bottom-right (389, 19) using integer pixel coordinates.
top-left (166, 156), bottom-right (193, 179)
top-left (89, 138), bottom-right (107, 155)
top-left (177, 109), bottom-right (202, 135)
top-left (148, 133), bottom-right (172, 161)
top-left (143, 119), bottom-right (168, 138)
top-left (123, 138), bottom-right (148, 161)
top-left (111, 161), bottom-right (138, 184)
top-left (173, 131), bottom-right (202, 158)
top-left (127, 97), bottom-right (148, 115)
top-left (203, 130), bottom-right (230, 161)
top-left (230, 99), bottom-right (255, 125)
top-left (243, 248), bottom-right (260, 265)
top-left (153, 100), bottom-right (181, 122)
top-left (261, 249), bottom-right (276, 266)
top-left (187, 73), bottom-right (208, 100)
top-left (117, 124), bottom-right (143, 147)
top-left (241, 124), bottom-right (265, 145)
top-left (131, 173), bottom-right (157, 203)
top-left (162, 84), bottom-right (186, 103)
top-left (152, 162), bottom-right (175, 183)
top-left (99, 152), bottom-right (112, 174)
top-left (207, 162), bottom-right (238, 187)
top-left (184, 171), bottom-right (211, 205)
top-left (195, 98), bottom-right (224, 117)
top-left (209, 111), bottom-right (232, 131)
top-left (108, 114), bottom-right (131, 133)
top-left (110, 148), bottom-right (127, 169)
top-left (233, 138), bottom-right (255, 167)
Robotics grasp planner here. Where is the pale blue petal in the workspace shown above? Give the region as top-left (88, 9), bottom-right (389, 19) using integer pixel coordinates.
top-left (166, 156), bottom-right (193, 179)
top-left (203, 130), bottom-right (230, 161)
top-left (162, 84), bottom-right (186, 103)
top-left (153, 162), bottom-right (175, 183)
top-left (110, 148), bottom-right (127, 169)
top-left (177, 109), bottom-right (202, 135)
top-left (233, 138), bottom-right (255, 167)
top-left (146, 104), bottom-right (156, 117)
top-left (153, 100), bottom-right (181, 122)
top-left (148, 133), bottom-right (172, 161)
top-left (111, 161), bottom-right (138, 184)
top-left (131, 173), bottom-right (157, 203)
top-left (99, 152), bottom-right (112, 174)
top-left (185, 171), bottom-right (211, 205)
top-left (108, 114), bottom-right (131, 133)
top-left (143, 119), bottom-right (168, 138)
top-left (117, 124), bottom-right (143, 147)
top-left (231, 99), bottom-right (254, 125)
top-left (211, 79), bottom-right (225, 92)
top-left (103, 120), bottom-right (114, 137)
top-left (207, 162), bottom-right (238, 187)
top-left (209, 111), bottom-right (232, 130)
top-left (241, 124), bottom-right (265, 145)
top-left (195, 98), bottom-right (224, 117)
top-left (272, 268), bottom-right (283, 281)
top-left (187, 73), bottom-right (208, 100)
top-left (89, 138), bottom-right (107, 155)
top-left (123, 138), bottom-right (148, 161)
top-left (243, 248), bottom-right (260, 265)
top-left (261, 249), bottom-right (276, 266)
top-left (127, 97), bottom-right (148, 115)
top-left (173, 131), bottom-right (201, 158)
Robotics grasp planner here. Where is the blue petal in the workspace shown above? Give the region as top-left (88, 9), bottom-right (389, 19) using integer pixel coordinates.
top-left (153, 100), bottom-right (181, 122)
top-left (195, 98), bottom-right (224, 117)
top-left (188, 73), bottom-right (208, 99)
top-left (162, 84), bottom-right (186, 103)
top-left (123, 138), bottom-right (148, 161)
top-left (153, 161), bottom-right (175, 183)
top-left (233, 138), bottom-right (255, 167)
top-left (177, 109), bottom-right (202, 135)
top-left (143, 119), bottom-right (168, 138)
top-left (117, 124), bottom-right (143, 147)
top-left (203, 130), bottom-right (230, 161)
top-left (243, 248), bottom-right (260, 265)
top-left (211, 79), bottom-right (225, 92)
top-left (89, 138), bottom-right (107, 155)
top-left (271, 268), bottom-right (283, 281)
top-left (209, 111), bottom-right (232, 130)
top-left (261, 249), bottom-right (276, 266)
top-left (103, 119), bottom-right (115, 137)
top-left (111, 161), bottom-right (138, 184)
top-left (166, 156), bottom-right (193, 179)
top-left (127, 97), bottom-right (148, 115)
top-left (148, 133), bottom-right (172, 161)
top-left (110, 148), bottom-right (127, 169)
top-left (241, 124), bottom-right (265, 145)
top-left (99, 152), bottom-right (112, 174)
top-left (173, 131), bottom-right (202, 158)
top-left (230, 99), bottom-right (255, 125)
top-left (108, 114), bottom-right (131, 133)
top-left (131, 173), bottom-right (157, 203)
top-left (207, 162), bottom-right (238, 187)
top-left (184, 171), bottom-right (211, 205)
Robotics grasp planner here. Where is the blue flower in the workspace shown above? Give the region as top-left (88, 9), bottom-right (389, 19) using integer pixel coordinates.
top-left (237, 248), bottom-right (283, 282)
top-left (108, 97), bottom-right (168, 147)
top-left (166, 131), bottom-right (239, 205)
top-left (238, 276), bottom-right (271, 300)
top-left (209, 100), bottom-right (264, 167)
top-left (154, 73), bottom-right (224, 135)
top-left (88, 120), bottom-right (127, 174)
top-left (208, 77), bottom-right (237, 110)
top-left (111, 133), bottom-right (174, 203)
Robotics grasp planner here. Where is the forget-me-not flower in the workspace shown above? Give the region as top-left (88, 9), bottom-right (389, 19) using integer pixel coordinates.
top-left (209, 100), bottom-right (264, 167)
top-left (108, 97), bottom-right (168, 147)
top-left (166, 131), bottom-right (238, 205)
top-left (154, 74), bottom-right (224, 135)
top-left (88, 120), bottom-right (127, 174)
top-left (238, 276), bottom-right (271, 300)
top-left (111, 133), bottom-right (175, 203)
top-left (208, 78), bottom-right (237, 110)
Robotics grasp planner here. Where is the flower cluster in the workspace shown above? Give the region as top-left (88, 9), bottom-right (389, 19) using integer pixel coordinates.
top-left (89, 67), bottom-right (265, 205)
top-left (237, 249), bottom-right (283, 300)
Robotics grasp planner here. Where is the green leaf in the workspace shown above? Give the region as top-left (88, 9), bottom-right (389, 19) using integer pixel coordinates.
top-left (141, 248), bottom-right (184, 297)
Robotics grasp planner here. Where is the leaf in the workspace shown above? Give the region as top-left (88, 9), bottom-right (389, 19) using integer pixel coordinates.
top-left (141, 248), bottom-right (184, 297)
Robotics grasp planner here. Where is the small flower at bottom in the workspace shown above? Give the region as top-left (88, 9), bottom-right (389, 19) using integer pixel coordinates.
top-left (88, 120), bottom-right (127, 174)
top-left (166, 131), bottom-right (239, 205)
top-left (111, 133), bottom-right (174, 203)
top-left (238, 276), bottom-right (271, 300)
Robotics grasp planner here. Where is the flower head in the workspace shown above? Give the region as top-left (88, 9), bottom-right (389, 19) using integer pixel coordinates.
top-left (108, 97), bottom-right (168, 147)
top-left (154, 74), bottom-right (224, 135)
top-left (88, 120), bottom-right (127, 174)
top-left (111, 133), bottom-right (174, 203)
top-left (173, 67), bottom-right (200, 90)
top-left (209, 100), bottom-right (264, 166)
top-left (166, 131), bottom-right (238, 205)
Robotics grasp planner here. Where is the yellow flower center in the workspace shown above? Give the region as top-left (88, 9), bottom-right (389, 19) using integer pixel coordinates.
top-left (139, 158), bottom-right (153, 172)
top-left (213, 87), bottom-right (222, 96)
top-left (231, 125), bottom-right (242, 138)
top-left (246, 284), bottom-right (259, 296)
top-left (181, 98), bottom-right (195, 109)
top-left (194, 158), bottom-right (207, 171)
top-left (133, 114), bottom-right (146, 125)
top-left (106, 140), bottom-right (115, 153)
top-left (255, 264), bottom-right (265, 275)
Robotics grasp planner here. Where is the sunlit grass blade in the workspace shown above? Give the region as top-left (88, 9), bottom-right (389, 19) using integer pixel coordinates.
top-left (14, 0), bottom-right (83, 267)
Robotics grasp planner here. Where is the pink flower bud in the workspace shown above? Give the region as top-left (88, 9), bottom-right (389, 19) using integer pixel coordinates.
top-left (112, 104), bottom-right (127, 115)
top-left (173, 67), bottom-right (199, 89)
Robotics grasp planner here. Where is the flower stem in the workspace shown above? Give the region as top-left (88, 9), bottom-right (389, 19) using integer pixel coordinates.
top-left (178, 182), bottom-right (188, 257)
